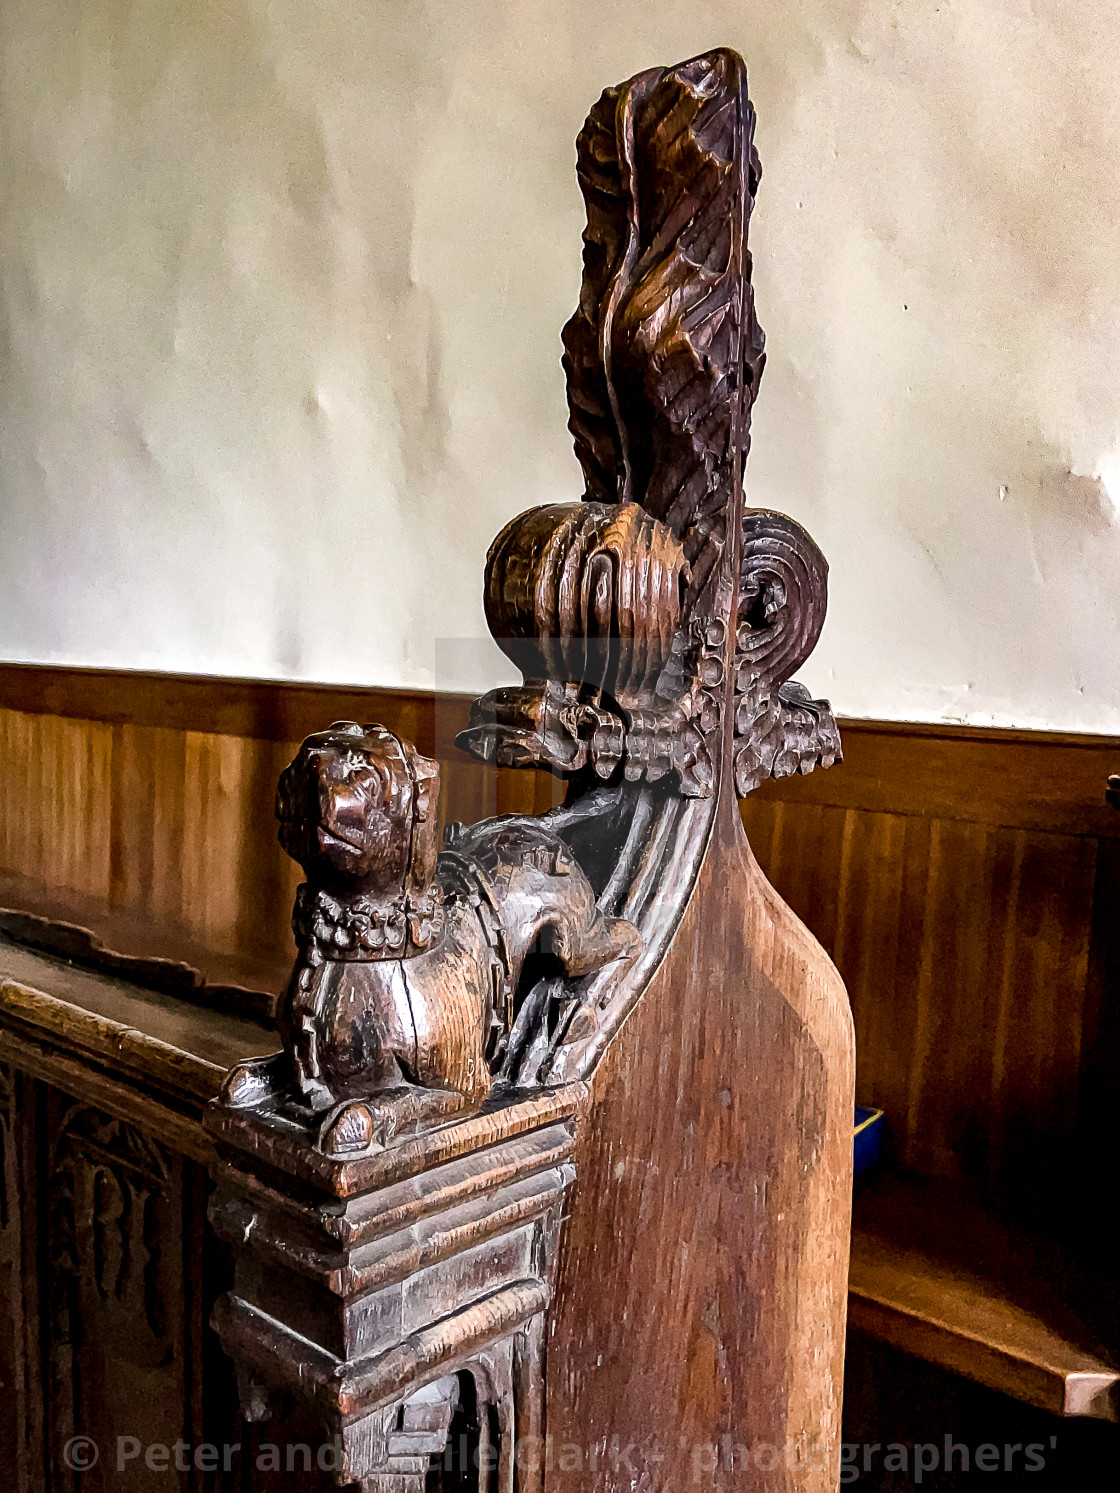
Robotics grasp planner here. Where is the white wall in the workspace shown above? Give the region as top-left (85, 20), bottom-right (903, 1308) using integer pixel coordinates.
top-left (2, 0), bottom-right (1119, 730)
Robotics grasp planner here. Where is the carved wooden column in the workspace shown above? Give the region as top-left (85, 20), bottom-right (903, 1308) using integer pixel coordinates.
top-left (209, 46), bottom-right (854, 1493)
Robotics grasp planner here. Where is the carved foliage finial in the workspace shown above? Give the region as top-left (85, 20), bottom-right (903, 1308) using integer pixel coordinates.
top-left (562, 48), bottom-right (766, 602)
top-left (461, 50), bottom-right (792, 796)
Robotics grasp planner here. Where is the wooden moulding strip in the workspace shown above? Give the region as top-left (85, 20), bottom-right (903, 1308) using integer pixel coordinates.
top-left (0, 1020), bottom-right (216, 1164)
top-left (212, 1278), bottom-right (550, 1419)
top-left (0, 662), bottom-right (464, 750)
top-left (211, 1123), bottom-right (577, 1249)
top-left (750, 717), bottom-right (1120, 839)
top-left (848, 1281), bottom-right (1120, 1421)
top-left (329, 1125), bottom-right (576, 1245)
top-left (0, 976), bottom-right (228, 1104)
top-left (206, 1084), bottom-right (588, 1198)
top-left (215, 1163), bottom-right (575, 1297)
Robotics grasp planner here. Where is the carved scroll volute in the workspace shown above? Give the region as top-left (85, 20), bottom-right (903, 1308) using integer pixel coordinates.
top-left (482, 502), bottom-right (689, 713)
top-left (734, 510), bottom-right (842, 795)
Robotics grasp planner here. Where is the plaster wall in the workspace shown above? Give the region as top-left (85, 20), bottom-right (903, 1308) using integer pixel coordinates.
top-left (2, 1), bottom-right (1118, 729)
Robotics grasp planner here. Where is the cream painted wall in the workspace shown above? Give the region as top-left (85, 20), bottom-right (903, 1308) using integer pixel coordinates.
top-left (2, 0), bottom-right (1119, 730)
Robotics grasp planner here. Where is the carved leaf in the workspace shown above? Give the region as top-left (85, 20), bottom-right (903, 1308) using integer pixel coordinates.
top-left (562, 49), bottom-right (767, 610)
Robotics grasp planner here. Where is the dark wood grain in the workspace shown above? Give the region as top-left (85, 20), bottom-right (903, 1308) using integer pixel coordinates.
top-left (4, 667), bottom-right (1116, 1223)
top-left (849, 1174), bottom-right (1119, 1420)
top-left (0, 974), bottom-right (251, 1490)
top-left (1, 25), bottom-right (1114, 1481)
top-left (741, 724), bottom-right (1120, 1221)
top-left (219, 722), bottom-right (639, 1144)
top-left (196, 45), bottom-right (855, 1491)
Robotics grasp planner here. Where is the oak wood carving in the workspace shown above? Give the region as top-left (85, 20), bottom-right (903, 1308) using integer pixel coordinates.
top-left (208, 47), bottom-right (854, 1493)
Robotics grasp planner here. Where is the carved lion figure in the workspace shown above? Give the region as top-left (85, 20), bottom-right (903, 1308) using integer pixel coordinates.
top-left (222, 722), bottom-right (639, 1155)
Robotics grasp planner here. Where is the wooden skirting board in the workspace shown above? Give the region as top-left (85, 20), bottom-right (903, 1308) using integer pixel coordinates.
top-left (2, 661), bottom-right (1119, 1420)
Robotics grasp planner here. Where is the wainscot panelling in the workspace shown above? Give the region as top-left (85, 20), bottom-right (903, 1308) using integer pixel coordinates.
top-left (2, 664), bottom-right (1118, 1220)
top-left (0, 665), bottom-right (561, 992)
top-left (742, 719), bottom-right (1120, 1221)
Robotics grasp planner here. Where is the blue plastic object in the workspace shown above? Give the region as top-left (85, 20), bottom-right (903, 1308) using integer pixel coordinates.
top-left (854, 1106), bottom-right (885, 1176)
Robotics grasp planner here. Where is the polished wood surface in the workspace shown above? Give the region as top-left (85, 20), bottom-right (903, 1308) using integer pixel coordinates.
top-left (849, 1175), bottom-right (1118, 1421)
top-left (742, 718), bottom-right (1120, 1219)
top-left (195, 46), bottom-right (854, 1490)
top-left (4, 664), bottom-right (1118, 1215)
top-left (0, 669), bottom-right (557, 982)
top-left (0, 661), bottom-right (447, 742)
top-left (0, 28), bottom-right (1114, 1484)
top-left (218, 721), bottom-right (640, 1140)
top-left (549, 789), bottom-right (853, 1488)
top-left (4, 668), bottom-right (1119, 1471)
top-left (749, 716), bottom-right (1120, 836)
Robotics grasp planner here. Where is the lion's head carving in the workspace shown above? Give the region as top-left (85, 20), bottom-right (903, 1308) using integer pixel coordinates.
top-left (276, 721), bottom-right (440, 904)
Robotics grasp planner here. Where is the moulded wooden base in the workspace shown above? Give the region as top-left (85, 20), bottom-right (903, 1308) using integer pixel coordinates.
top-left (206, 1086), bottom-right (583, 1491)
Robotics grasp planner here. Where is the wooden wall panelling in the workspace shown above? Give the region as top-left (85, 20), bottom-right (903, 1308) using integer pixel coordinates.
top-left (178, 730), bottom-right (282, 959)
top-left (754, 718), bottom-right (1120, 841)
top-left (108, 721), bottom-right (301, 961)
top-left (3, 662), bottom-right (1120, 1228)
top-left (0, 708), bottom-right (114, 905)
top-left (0, 669), bottom-right (558, 994)
top-left (112, 721), bottom-right (187, 930)
top-left (743, 814), bottom-right (1103, 1219)
top-left (740, 719), bottom-right (1120, 1418)
top-left (0, 665), bottom-right (445, 748)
